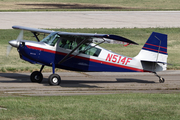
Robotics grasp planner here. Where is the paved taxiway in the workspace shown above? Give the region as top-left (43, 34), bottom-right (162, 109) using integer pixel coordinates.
top-left (1, 11), bottom-right (180, 29)
top-left (0, 71), bottom-right (180, 96)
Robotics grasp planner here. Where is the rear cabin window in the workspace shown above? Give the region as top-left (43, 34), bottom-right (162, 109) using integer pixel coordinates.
top-left (78, 43), bottom-right (101, 57)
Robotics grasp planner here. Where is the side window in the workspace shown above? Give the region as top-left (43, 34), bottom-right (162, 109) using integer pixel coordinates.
top-left (59, 39), bottom-right (77, 49)
top-left (71, 41), bottom-right (77, 49)
top-left (79, 44), bottom-right (101, 57)
top-left (86, 47), bottom-right (101, 57)
top-left (78, 44), bottom-right (87, 53)
top-left (59, 39), bottom-right (68, 49)
top-left (49, 34), bottom-right (60, 46)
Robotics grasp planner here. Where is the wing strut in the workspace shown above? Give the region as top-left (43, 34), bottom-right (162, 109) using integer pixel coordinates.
top-left (32, 32), bottom-right (40, 42)
top-left (58, 37), bottom-right (89, 65)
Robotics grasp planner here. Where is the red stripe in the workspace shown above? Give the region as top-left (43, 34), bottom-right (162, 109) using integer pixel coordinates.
top-left (143, 47), bottom-right (167, 54)
top-left (145, 43), bottom-right (167, 49)
top-left (27, 45), bottom-right (148, 72)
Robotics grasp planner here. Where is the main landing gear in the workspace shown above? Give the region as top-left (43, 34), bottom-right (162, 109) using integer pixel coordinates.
top-left (30, 65), bottom-right (61, 85)
top-left (153, 72), bottom-right (165, 83)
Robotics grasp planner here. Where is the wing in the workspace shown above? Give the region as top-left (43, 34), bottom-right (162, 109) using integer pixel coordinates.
top-left (12, 25), bottom-right (54, 34)
top-left (57, 32), bottom-right (138, 45)
top-left (12, 25), bottom-right (138, 45)
top-left (12, 25), bottom-right (54, 42)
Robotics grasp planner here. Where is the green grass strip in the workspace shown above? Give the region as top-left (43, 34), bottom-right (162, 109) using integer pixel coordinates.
top-left (0, 93), bottom-right (180, 119)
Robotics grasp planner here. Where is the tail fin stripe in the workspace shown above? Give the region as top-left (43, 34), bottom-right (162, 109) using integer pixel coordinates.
top-left (143, 43), bottom-right (167, 52)
top-left (145, 43), bottom-right (167, 49)
top-left (142, 47), bottom-right (167, 54)
top-left (142, 46), bottom-right (167, 54)
top-left (143, 41), bottom-right (167, 55)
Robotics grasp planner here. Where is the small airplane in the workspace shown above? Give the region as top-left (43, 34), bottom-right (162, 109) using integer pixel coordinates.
top-left (8, 25), bottom-right (168, 85)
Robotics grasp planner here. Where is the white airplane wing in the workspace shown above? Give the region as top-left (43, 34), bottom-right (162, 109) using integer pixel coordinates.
top-left (12, 25), bottom-right (54, 34)
top-left (12, 25), bottom-right (138, 45)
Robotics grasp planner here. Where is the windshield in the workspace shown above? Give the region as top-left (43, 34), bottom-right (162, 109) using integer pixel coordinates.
top-left (41, 32), bottom-right (60, 46)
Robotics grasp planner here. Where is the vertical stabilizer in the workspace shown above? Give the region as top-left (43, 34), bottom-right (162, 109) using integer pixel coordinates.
top-left (135, 32), bottom-right (168, 72)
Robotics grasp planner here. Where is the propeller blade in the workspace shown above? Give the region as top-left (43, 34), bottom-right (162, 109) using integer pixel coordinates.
top-left (16, 30), bottom-right (23, 41)
top-left (6, 45), bottom-right (13, 57)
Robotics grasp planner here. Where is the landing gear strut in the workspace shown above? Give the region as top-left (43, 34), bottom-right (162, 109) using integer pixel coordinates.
top-left (153, 72), bottom-right (165, 83)
top-left (48, 63), bottom-right (61, 86)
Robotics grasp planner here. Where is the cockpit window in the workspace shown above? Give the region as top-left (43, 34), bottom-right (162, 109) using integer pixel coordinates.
top-left (41, 32), bottom-right (60, 46)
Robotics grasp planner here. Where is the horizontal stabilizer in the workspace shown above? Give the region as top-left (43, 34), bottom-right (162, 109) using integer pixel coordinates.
top-left (141, 60), bottom-right (171, 65)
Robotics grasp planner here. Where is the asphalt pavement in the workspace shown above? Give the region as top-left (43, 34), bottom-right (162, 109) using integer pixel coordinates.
top-left (0, 71), bottom-right (180, 96)
top-left (1, 11), bottom-right (180, 29)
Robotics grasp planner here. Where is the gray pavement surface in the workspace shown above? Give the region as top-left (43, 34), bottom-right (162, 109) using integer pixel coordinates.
top-left (1, 11), bottom-right (180, 29)
top-left (0, 70), bottom-right (180, 96)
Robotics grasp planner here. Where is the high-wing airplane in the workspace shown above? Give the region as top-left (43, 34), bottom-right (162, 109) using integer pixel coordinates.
top-left (8, 25), bottom-right (168, 85)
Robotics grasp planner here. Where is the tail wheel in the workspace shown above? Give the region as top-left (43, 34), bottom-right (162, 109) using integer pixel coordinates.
top-left (159, 78), bottom-right (165, 83)
top-left (30, 71), bottom-right (43, 83)
top-left (48, 74), bottom-right (61, 86)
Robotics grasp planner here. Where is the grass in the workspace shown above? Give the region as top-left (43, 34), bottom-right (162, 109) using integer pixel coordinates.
top-left (0, 0), bottom-right (180, 11)
top-left (0, 93), bottom-right (180, 119)
top-left (0, 27), bottom-right (180, 72)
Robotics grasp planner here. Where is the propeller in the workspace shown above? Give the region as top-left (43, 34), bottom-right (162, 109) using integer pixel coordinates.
top-left (6, 45), bottom-right (12, 57)
top-left (7, 30), bottom-right (23, 56)
top-left (16, 30), bottom-right (24, 41)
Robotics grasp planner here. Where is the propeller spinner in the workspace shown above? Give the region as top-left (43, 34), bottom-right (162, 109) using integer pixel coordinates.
top-left (7, 30), bottom-right (23, 56)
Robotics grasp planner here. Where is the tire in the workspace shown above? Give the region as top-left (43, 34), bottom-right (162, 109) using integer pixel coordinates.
top-left (30, 71), bottom-right (43, 83)
top-left (48, 74), bottom-right (61, 86)
top-left (159, 78), bottom-right (165, 83)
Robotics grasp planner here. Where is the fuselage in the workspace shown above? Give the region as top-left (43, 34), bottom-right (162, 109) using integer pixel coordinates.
top-left (17, 40), bottom-right (147, 72)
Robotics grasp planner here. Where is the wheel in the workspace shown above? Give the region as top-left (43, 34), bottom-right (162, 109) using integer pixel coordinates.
top-left (30, 71), bottom-right (43, 83)
top-left (48, 74), bottom-right (61, 86)
top-left (159, 77), bottom-right (165, 83)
